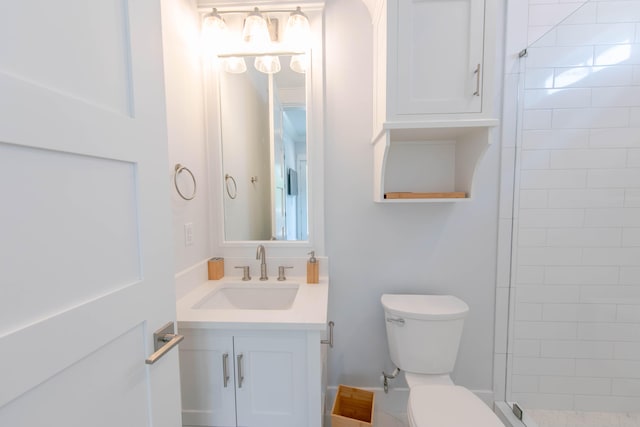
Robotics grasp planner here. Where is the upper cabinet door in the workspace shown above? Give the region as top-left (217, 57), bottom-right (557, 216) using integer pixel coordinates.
top-left (394, 0), bottom-right (485, 115)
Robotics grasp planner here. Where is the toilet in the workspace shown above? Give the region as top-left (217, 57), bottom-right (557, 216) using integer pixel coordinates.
top-left (381, 294), bottom-right (504, 427)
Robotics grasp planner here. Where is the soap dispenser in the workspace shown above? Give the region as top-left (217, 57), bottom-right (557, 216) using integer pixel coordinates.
top-left (307, 251), bottom-right (319, 284)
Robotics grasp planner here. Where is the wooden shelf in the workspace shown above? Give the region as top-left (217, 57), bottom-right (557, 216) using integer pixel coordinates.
top-left (384, 192), bottom-right (467, 199)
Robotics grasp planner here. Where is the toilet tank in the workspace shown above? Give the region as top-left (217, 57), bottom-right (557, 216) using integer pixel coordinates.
top-left (381, 294), bottom-right (469, 374)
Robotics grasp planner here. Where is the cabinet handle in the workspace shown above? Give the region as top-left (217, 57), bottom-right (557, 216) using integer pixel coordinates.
top-left (473, 63), bottom-right (481, 97)
top-left (222, 353), bottom-right (230, 388)
top-left (237, 353), bottom-right (244, 388)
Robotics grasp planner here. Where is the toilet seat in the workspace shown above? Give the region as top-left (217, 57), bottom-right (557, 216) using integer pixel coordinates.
top-left (407, 385), bottom-right (504, 427)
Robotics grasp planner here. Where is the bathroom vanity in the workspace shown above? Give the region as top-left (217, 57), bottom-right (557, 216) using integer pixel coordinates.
top-left (179, 2), bottom-right (329, 425)
top-left (176, 277), bottom-right (329, 427)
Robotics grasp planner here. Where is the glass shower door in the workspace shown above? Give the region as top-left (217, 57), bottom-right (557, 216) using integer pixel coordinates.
top-left (502, 0), bottom-right (640, 425)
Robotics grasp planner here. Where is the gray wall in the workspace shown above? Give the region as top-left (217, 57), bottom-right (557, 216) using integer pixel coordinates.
top-left (323, 0), bottom-right (501, 393)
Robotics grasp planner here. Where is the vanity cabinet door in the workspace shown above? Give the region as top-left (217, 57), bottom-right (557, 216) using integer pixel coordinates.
top-left (394, 0), bottom-right (485, 115)
top-left (179, 330), bottom-right (236, 427)
top-left (234, 334), bottom-right (308, 427)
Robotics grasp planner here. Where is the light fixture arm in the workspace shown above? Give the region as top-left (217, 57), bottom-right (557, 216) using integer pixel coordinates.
top-left (204, 7), bottom-right (308, 15)
top-left (216, 50), bottom-right (306, 58)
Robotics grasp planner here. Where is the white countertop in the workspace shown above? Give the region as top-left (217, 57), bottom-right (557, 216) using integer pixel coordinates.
top-left (176, 276), bottom-right (329, 331)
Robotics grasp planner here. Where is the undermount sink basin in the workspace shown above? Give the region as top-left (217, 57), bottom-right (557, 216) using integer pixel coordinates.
top-left (193, 282), bottom-right (300, 310)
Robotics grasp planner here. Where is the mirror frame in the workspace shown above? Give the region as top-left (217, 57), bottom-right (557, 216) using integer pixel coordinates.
top-left (202, 1), bottom-right (325, 258)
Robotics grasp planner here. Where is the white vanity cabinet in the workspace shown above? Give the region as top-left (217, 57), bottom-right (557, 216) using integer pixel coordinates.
top-left (179, 328), bottom-right (318, 427)
top-left (372, 0), bottom-right (499, 202)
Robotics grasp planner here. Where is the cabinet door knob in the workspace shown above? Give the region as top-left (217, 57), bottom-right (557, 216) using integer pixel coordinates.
top-left (473, 63), bottom-right (481, 97)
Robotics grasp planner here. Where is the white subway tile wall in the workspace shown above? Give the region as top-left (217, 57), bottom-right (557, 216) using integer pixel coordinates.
top-left (511, 0), bottom-right (640, 414)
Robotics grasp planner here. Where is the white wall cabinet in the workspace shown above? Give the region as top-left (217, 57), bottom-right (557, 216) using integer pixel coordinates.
top-left (179, 328), bottom-right (321, 427)
top-left (372, 0), bottom-right (499, 202)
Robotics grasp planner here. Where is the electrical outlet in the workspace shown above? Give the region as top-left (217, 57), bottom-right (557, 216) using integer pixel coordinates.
top-left (184, 223), bottom-right (194, 247)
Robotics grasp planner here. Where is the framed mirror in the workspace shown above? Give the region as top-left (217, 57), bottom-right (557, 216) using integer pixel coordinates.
top-left (219, 56), bottom-right (308, 241)
top-left (203, 3), bottom-right (324, 256)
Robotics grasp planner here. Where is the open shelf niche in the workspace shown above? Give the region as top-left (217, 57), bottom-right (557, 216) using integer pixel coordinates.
top-left (372, 120), bottom-right (498, 203)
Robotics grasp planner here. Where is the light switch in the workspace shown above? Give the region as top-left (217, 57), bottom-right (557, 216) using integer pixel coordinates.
top-left (184, 222), bottom-right (194, 247)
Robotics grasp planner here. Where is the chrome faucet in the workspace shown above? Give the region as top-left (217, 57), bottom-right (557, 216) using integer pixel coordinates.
top-left (256, 244), bottom-right (268, 280)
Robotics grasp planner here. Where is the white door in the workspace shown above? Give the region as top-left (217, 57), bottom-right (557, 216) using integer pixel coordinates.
top-left (0, 1), bottom-right (181, 426)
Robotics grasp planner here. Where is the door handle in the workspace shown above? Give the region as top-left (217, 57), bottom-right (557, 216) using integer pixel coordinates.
top-left (222, 353), bottom-right (230, 388)
top-left (237, 353), bottom-right (244, 388)
top-left (145, 322), bottom-right (184, 365)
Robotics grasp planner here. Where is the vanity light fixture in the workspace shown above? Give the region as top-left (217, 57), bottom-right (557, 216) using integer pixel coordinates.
top-left (254, 55), bottom-right (281, 74)
top-left (223, 56), bottom-right (248, 73)
top-left (285, 7), bottom-right (311, 50)
top-left (202, 8), bottom-right (227, 55)
top-left (202, 6), bottom-right (311, 74)
top-left (289, 53), bottom-right (307, 74)
top-left (242, 7), bottom-right (271, 49)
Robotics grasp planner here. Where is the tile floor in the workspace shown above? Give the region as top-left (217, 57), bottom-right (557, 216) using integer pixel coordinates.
top-left (373, 410), bottom-right (409, 427)
top-left (526, 410), bottom-right (640, 427)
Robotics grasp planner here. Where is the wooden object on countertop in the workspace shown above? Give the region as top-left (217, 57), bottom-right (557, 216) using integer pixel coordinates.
top-left (208, 257), bottom-right (224, 280)
top-left (307, 261), bottom-right (319, 284)
top-left (384, 191), bottom-right (467, 199)
top-left (331, 385), bottom-right (375, 427)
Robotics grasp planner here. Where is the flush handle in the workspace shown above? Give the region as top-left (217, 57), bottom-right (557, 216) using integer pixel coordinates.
top-left (386, 317), bottom-right (405, 326)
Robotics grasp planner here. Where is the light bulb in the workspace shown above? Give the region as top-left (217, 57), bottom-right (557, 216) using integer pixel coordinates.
top-left (223, 57), bottom-right (247, 74)
top-left (285, 7), bottom-right (311, 51)
top-left (255, 56), bottom-right (281, 74)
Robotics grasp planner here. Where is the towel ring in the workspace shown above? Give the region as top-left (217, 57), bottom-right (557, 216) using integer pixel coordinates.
top-left (174, 164), bottom-right (196, 201)
top-left (225, 174), bottom-right (237, 199)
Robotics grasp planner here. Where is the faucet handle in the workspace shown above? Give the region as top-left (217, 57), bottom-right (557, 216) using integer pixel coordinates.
top-left (277, 266), bottom-right (293, 281)
top-left (235, 266), bottom-right (251, 281)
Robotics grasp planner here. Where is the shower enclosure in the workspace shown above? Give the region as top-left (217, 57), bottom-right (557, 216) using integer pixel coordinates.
top-left (498, 0), bottom-right (640, 425)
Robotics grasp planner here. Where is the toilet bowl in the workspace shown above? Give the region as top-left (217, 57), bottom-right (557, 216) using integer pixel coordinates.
top-left (408, 385), bottom-right (503, 427)
top-left (381, 294), bottom-right (504, 427)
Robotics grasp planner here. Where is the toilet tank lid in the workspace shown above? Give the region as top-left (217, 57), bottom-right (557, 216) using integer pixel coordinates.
top-left (381, 294), bottom-right (469, 320)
